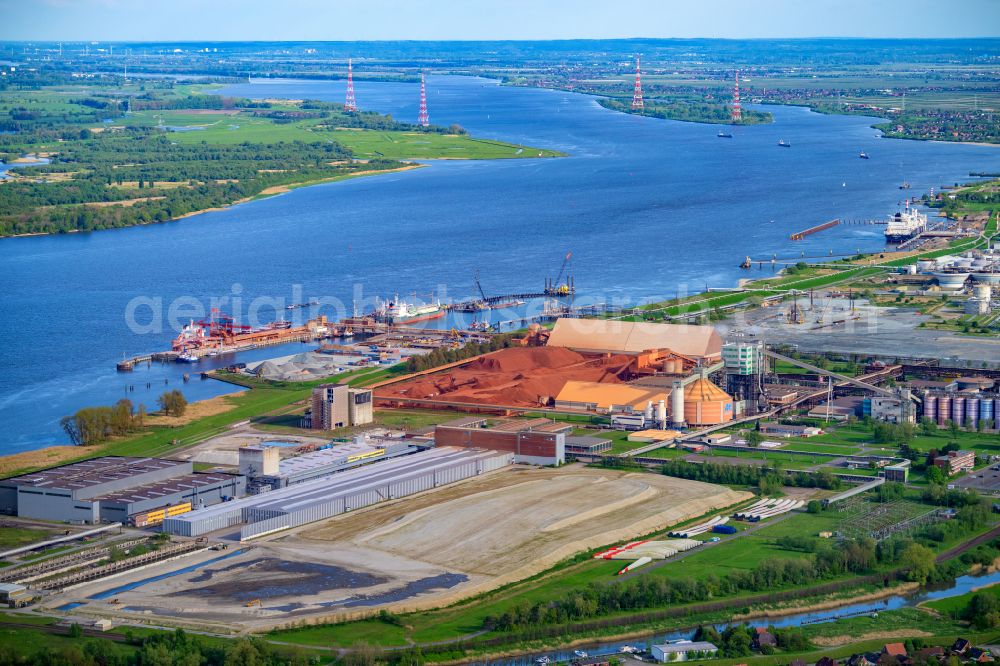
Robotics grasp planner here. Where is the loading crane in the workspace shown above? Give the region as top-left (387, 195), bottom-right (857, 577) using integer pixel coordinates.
top-left (545, 251), bottom-right (576, 296)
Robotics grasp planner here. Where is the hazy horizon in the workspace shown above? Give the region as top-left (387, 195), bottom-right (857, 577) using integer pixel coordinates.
top-left (2, 0), bottom-right (998, 42)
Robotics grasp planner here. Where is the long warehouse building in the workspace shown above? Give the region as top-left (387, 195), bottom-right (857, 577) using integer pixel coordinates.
top-left (163, 447), bottom-right (512, 539)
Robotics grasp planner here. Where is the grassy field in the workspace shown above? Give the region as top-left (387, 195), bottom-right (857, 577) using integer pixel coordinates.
top-left (0, 527), bottom-right (53, 549)
top-left (113, 108), bottom-right (562, 159)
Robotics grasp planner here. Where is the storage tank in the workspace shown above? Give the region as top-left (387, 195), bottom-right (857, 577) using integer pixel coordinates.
top-left (905, 264), bottom-right (918, 275)
top-left (923, 394), bottom-right (937, 423)
top-left (683, 378), bottom-right (734, 426)
top-left (974, 284), bottom-right (993, 300)
top-left (952, 396), bottom-right (965, 425)
top-left (657, 399), bottom-right (667, 428)
top-left (934, 272), bottom-right (971, 290)
top-left (965, 397), bottom-right (980, 428)
top-left (645, 400), bottom-right (654, 422)
top-left (936, 395), bottom-right (951, 426)
top-left (980, 398), bottom-right (994, 429)
top-left (671, 381), bottom-right (685, 427)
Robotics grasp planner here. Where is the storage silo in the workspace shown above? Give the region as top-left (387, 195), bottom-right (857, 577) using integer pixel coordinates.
top-left (683, 378), bottom-right (735, 426)
top-left (923, 394), bottom-right (937, 423)
top-left (657, 399), bottom-right (667, 429)
top-left (952, 396), bottom-right (965, 425)
top-left (671, 381), bottom-right (685, 428)
top-left (965, 397), bottom-right (980, 428)
top-left (980, 398), bottom-right (995, 429)
top-left (937, 395), bottom-right (951, 426)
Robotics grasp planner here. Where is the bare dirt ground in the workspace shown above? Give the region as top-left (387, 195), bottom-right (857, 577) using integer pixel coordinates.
top-left (300, 464), bottom-right (750, 612)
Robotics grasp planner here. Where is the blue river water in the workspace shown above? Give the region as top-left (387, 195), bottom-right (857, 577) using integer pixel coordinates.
top-left (1, 75), bottom-right (998, 452)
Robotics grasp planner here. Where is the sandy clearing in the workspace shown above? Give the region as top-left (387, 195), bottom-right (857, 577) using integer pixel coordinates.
top-left (144, 394), bottom-right (238, 427)
top-left (0, 446), bottom-right (84, 477)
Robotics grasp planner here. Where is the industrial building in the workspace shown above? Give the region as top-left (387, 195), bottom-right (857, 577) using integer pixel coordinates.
top-left (723, 340), bottom-right (766, 415)
top-left (651, 641), bottom-right (719, 662)
top-left (163, 447), bottom-right (512, 538)
top-left (546, 318), bottom-right (723, 361)
top-left (239, 437), bottom-right (417, 491)
top-left (564, 435), bottom-right (613, 455)
top-left (309, 383), bottom-right (373, 430)
top-left (434, 417), bottom-right (568, 465)
top-left (863, 391), bottom-right (917, 424)
top-left (0, 457), bottom-right (244, 524)
top-left (934, 450), bottom-right (976, 476)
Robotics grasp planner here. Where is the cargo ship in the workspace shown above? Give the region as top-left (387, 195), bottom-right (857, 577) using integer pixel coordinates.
top-left (373, 296), bottom-right (445, 325)
top-left (884, 202), bottom-right (927, 244)
top-left (172, 309), bottom-right (329, 355)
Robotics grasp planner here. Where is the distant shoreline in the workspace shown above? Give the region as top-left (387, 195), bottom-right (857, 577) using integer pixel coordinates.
top-left (3, 163), bottom-right (425, 239)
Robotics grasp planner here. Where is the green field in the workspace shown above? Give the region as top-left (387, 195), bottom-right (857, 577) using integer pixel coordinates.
top-left (115, 109), bottom-right (562, 158)
top-left (0, 527), bottom-right (52, 549)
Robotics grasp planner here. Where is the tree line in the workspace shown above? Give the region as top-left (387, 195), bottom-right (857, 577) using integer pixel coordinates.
top-left (60, 390), bottom-right (186, 446)
top-left (484, 535), bottom-right (882, 633)
top-left (404, 333), bottom-right (518, 373)
top-left (656, 458), bottom-right (843, 491)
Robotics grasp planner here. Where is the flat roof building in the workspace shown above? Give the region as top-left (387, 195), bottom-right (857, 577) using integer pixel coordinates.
top-left (546, 318), bottom-right (722, 360)
top-left (554, 381), bottom-right (669, 414)
top-left (564, 435), bottom-right (613, 455)
top-left (0, 457), bottom-right (245, 524)
top-left (435, 417), bottom-right (566, 465)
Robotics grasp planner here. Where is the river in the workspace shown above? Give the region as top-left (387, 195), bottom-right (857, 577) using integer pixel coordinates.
top-left (470, 569), bottom-right (1000, 666)
top-left (1, 75), bottom-right (998, 453)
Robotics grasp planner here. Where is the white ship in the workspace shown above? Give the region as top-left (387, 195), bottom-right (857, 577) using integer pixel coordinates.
top-left (374, 295), bottom-right (445, 325)
top-left (885, 202), bottom-right (927, 244)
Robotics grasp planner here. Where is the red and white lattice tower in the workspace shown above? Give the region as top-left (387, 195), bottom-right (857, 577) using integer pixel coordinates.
top-left (730, 70), bottom-right (742, 123)
top-left (344, 58), bottom-right (357, 111)
top-left (631, 55), bottom-right (644, 110)
top-left (417, 72), bottom-right (429, 127)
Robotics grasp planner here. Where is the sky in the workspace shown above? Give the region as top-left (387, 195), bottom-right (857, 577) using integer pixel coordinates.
top-left (1, 0), bottom-right (999, 42)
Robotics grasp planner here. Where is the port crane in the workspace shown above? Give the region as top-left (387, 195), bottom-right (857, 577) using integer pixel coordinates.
top-left (545, 251), bottom-right (576, 296)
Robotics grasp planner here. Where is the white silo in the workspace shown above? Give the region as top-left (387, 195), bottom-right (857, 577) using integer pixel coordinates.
top-left (671, 381), bottom-right (685, 428)
top-left (657, 399), bottom-right (667, 429)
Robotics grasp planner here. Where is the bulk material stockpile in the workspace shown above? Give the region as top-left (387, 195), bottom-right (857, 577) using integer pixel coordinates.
top-left (668, 515), bottom-right (730, 538)
top-left (162, 447), bottom-right (513, 539)
top-left (734, 498), bottom-right (804, 522)
top-left (594, 538), bottom-right (701, 574)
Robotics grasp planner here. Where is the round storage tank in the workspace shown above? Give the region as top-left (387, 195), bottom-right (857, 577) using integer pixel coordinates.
top-left (952, 396), bottom-right (965, 425)
top-left (937, 396), bottom-right (951, 425)
top-left (683, 378), bottom-right (734, 426)
top-left (923, 395), bottom-right (937, 423)
top-left (972, 272), bottom-right (1000, 285)
top-left (980, 398), bottom-right (994, 428)
top-left (974, 284), bottom-right (993, 300)
top-left (934, 272), bottom-right (971, 290)
top-left (957, 376), bottom-right (995, 392)
top-left (965, 398), bottom-right (980, 428)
